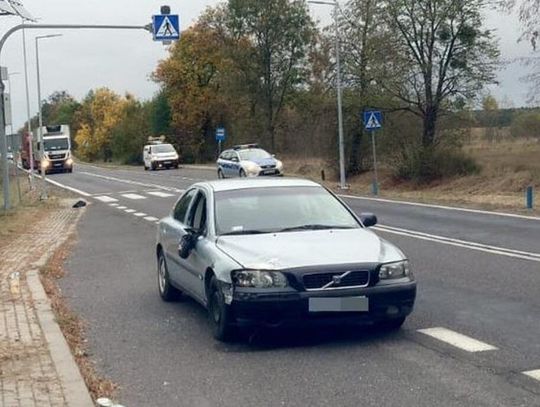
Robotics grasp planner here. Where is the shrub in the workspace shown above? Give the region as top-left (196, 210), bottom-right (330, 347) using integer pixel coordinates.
top-left (394, 146), bottom-right (480, 184)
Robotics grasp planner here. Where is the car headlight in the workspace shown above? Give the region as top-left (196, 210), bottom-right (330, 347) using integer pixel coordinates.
top-left (231, 270), bottom-right (289, 288)
top-left (276, 160), bottom-right (283, 171)
top-left (379, 260), bottom-right (411, 280)
top-left (244, 162), bottom-right (260, 174)
top-left (41, 159), bottom-right (50, 169)
top-left (66, 158), bottom-right (74, 165)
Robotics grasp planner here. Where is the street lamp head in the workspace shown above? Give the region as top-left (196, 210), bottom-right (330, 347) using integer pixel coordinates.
top-left (35, 34), bottom-right (63, 41)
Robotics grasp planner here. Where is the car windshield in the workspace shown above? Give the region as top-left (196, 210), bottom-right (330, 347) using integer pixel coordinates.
top-left (44, 138), bottom-right (69, 151)
top-left (238, 149), bottom-right (271, 161)
top-left (153, 144), bottom-right (176, 153)
top-left (215, 186), bottom-right (360, 235)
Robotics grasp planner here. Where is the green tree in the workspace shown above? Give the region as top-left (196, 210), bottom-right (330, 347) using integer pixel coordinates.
top-left (482, 94), bottom-right (499, 111)
top-left (227, 0), bottom-right (316, 150)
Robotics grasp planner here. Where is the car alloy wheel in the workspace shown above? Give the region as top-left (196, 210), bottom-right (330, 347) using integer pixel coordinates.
top-left (157, 252), bottom-right (181, 302)
top-left (218, 169), bottom-right (225, 179)
top-left (239, 169), bottom-right (247, 178)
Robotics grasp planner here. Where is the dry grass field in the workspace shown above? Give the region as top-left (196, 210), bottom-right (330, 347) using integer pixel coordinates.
top-left (285, 135), bottom-right (540, 215)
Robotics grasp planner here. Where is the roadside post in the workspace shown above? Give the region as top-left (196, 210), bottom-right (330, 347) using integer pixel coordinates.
top-left (0, 6), bottom-right (181, 210)
top-left (526, 186), bottom-right (534, 210)
top-left (364, 110), bottom-right (383, 196)
top-left (216, 127), bottom-right (226, 156)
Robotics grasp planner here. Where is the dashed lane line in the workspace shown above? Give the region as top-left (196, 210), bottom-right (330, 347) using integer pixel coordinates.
top-left (109, 203), bottom-right (119, 207)
top-left (124, 209), bottom-right (136, 213)
top-left (144, 216), bottom-right (159, 222)
top-left (523, 370), bottom-right (540, 382)
top-left (417, 327), bottom-right (498, 352)
top-left (122, 193), bottom-right (147, 200)
top-left (116, 206), bottom-right (127, 210)
top-left (134, 213), bottom-right (147, 217)
top-left (94, 196), bottom-right (119, 203)
top-left (147, 191), bottom-right (176, 198)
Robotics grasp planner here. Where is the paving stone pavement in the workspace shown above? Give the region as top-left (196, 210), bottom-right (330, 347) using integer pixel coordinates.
top-left (0, 204), bottom-right (89, 407)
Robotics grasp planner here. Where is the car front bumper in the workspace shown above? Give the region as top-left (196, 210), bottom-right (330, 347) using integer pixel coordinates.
top-left (230, 281), bottom-right (416, 327)
top-left (153, 160), bottom-right (179, 168)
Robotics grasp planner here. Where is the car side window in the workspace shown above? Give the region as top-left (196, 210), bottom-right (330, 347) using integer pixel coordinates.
top-left (220, 151), bottom-right (229, 160)
top-left (231, 152), bottom-right (239, 162)
top-left (173, 189), bottom-right (197, 224)
top-left (187, 191), bottom-right (208, 234)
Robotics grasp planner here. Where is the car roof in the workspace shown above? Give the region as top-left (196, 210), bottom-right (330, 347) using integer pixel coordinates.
top-left (195, 178), bottom-right (322, 192)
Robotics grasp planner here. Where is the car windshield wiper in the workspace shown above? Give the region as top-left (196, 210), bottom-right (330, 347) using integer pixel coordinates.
top-left (220, 229), bottom-right (271, 236)
top-left (278, 224), bottom-right (356, 232)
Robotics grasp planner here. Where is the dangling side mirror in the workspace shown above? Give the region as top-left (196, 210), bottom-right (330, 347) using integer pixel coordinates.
top-left (360, 213), bottom-right (378, 228)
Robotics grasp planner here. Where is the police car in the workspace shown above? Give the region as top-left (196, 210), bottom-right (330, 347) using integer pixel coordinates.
top-left (217, 144), bottom-right (283, 178)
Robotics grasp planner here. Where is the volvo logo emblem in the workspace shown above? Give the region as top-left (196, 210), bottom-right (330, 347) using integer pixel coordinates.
top-left (332, 275), bottom-right (342, 285)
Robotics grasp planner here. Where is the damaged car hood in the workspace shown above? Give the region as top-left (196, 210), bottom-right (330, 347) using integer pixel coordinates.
top-left (216, 229), bottom-right (404, 270)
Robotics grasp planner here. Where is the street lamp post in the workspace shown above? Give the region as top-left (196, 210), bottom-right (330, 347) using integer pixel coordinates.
top-left (308, 0), bottom-right (347, 189)
top-left (22, 19), bottom-right (35, 188)
top-left (6, 71), bottom-right (19, 135)
top-left (35, 34), bottom-right (62, 200)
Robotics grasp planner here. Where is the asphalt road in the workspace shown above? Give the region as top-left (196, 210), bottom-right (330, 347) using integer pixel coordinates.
top-left (50, 163), bottom-right (540, 406)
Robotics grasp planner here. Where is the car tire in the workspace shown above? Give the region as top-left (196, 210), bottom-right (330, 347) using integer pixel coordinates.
top-left (144, 165), bottom-right (148, 171)
top-left (375, 316), bottom-right (406, 331)
top-left (218, 169), bottom-right (225, 179)
top-left (157, 251), bottom-right (182, 302)
top-left (207, 276), bottom-right (236, 342)
top-left (239, 169), bottom-right (247, 178)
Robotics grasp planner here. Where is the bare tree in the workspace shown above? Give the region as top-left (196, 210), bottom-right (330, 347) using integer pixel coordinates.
top-left (385, 0), bottom-right (500, 148)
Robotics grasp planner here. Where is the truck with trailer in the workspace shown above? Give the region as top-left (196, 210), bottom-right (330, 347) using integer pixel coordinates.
top-left (22, 125), bottom-right (73, 174)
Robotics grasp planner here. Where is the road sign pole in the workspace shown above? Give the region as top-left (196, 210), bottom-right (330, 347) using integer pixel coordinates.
top-left (218, 140), bottom-right (222, 156)
top-left (371, 130), bottom-right (379, 196)
top-left (22, 19), bottom-right (34, 189)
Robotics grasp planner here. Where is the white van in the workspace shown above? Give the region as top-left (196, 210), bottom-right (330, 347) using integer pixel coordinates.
top-left (143, 143), bottom-right (180, 171)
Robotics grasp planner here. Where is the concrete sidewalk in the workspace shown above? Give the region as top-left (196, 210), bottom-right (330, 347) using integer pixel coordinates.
top-left (0, 202), bottom-right (93, 406)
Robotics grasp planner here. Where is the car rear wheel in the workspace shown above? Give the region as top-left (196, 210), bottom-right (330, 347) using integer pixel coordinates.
top-left (207, 276), bottom-right (236, 342)
top-left (157, 252), bottom-right (181, 302)
top-left (217, 169), bottom-right (225, 179)
top-left (239, 169), bottom-right (247, 178)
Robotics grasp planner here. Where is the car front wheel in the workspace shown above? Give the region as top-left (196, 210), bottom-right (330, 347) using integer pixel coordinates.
top-left (207, 276), bottom-right (235, 341)
top-left (157, 252), bottom-right (181, 302)
top-left (239, 169), bottom-right (247, 178)
top-left (218, 169), bottom-right (225, 179)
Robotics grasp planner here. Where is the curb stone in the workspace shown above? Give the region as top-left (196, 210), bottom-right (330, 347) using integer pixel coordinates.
top-left (29, 203), bottom-right (94, 407)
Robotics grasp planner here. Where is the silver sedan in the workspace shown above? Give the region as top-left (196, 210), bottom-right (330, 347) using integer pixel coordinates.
top-left (156, 178), bottom-right (416, 341)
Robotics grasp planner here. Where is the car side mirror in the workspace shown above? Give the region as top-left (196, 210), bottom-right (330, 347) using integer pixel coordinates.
top-left (360, 213), bottom-right (378, 228)
top-left (178, 231), bottom-right (197, 259)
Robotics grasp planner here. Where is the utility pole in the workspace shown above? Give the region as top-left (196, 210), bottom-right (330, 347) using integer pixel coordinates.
top-left (35, 34), bottom-right (62, 200)
top-left (308, 0), bottom-right (347, 189)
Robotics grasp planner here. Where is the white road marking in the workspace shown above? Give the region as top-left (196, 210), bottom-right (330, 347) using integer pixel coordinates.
top-left (79, 171), bottom-right (183, 193)
top-left (144, 216), bottom-right (159, 222)
top-left (374, 224), bottom-right (540, 263)
top-left (122, 193), bottom-right (146, 200)
top-left (417, 327), bottom-right (498, 352)
top-left (109, 203), bottom-right (119, 207)
top-left (94, 195), bottom-right (118, 203)
top-left (117, 206), bottom-right (127, 210)
top-left (340, 194), bottom-right (540, 222)
top-left (43, 177), bottom-right (92, 197)
top-left (147, 191), bottom-right (175, 198)
top-left (134, 213), bottom-right (147, 217)
top-left (523, 370), bottom-right (540, 381)
top-left (124, 209), bottom-right (136, 213)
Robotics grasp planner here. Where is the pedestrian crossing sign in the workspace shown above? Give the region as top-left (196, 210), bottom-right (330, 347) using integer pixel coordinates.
top-left (364, 111), bottom-right (383, 131)
top-left (153, 14), bottom-right (180, 42)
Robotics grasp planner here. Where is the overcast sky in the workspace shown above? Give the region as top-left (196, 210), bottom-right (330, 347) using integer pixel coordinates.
top-left (1, 0), bottom-right (535, 130)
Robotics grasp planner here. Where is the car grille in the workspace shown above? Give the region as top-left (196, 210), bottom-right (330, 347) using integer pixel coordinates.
top-left (261, 165), bottom-right (276, 169)
top-left (303, 271), bottom-right (370, 290)
top-left (49, 153), bottom-right (66, 160)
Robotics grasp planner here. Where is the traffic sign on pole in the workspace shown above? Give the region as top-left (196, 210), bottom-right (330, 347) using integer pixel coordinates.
top-left (152, 14), bottom-right (180, 42)
top-left (364, 110), bottom-right (382, 131)
top-left (216, 127), bottom-right (226, 142)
